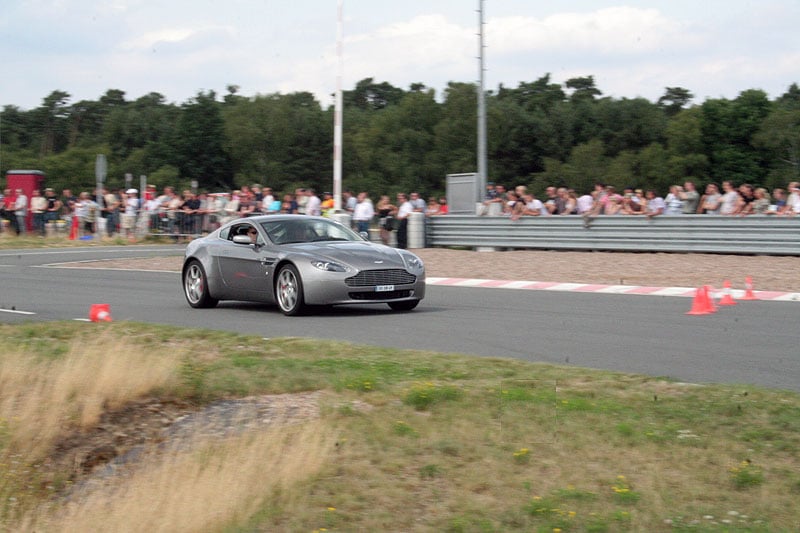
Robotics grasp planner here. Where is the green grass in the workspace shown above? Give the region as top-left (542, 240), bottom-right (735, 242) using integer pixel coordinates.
top-left (2, 321), bottom-right (800, 532)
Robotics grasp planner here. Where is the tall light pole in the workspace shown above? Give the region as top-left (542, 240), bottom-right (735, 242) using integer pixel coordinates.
top-left (333, 0), bottom-right (344, 211)
top-left (476, 0), bottom-right (488, 202)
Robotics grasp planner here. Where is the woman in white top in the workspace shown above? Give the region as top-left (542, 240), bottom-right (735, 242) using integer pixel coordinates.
top-left (664, 185), bottom-right (685, 215)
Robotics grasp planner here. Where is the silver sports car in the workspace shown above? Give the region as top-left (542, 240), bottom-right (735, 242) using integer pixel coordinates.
top-left (182, 215), bottom-right (425, 315)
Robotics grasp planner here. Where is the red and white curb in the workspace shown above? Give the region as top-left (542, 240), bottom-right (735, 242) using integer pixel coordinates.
top-left (426, 277), bottom-right (800, 302)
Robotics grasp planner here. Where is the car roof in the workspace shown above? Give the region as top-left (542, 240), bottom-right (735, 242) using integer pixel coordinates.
top-left (237, 214), bottom-right (331, 223)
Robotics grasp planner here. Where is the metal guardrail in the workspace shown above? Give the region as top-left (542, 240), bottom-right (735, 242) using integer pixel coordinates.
top-left (425, 215), bottom-right (800, 256)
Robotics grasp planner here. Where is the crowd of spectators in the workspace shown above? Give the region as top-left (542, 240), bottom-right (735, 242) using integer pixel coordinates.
top-left (0, 184), bottom-right (445, 249)
top-left (480, 181), bottom-right (800, 219)
top-left (3, 179), bottom-right (796, 241)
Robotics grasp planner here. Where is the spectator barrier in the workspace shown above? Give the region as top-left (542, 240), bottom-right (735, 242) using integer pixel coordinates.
top-left (424, 215), bottom-right (800, 256)
top-left (41, 206), bottom-right (797, 256)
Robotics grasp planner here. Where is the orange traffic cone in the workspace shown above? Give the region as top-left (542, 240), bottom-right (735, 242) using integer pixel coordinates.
top-left (89, 303), bottom-right (112, 322)
top-left (702, 285), bottom-right (718, 314)
top-left (69, 216), bottom-right (79, 240)
top-left (741, 276), bottom-right (758, 300)
top-left (686, 287), bottom-right (712, 315)
top-left (718, 280), bottom-right (737, 306)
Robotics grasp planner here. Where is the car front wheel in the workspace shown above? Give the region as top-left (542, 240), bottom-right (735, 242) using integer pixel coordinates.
top-left (276, 264), bottom-right (306, 316)
top-left (183, 260), bottom-right (218, 308)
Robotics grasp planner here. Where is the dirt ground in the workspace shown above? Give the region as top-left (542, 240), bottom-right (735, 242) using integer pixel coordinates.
top-left (71, 248), bottom-right (800, 292)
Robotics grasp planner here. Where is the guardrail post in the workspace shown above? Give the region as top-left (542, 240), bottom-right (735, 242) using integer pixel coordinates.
top-left (408, 212), bottom-right (426, 249)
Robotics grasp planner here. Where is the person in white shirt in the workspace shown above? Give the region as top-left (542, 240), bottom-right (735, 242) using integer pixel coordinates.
top-left (521, 192), bottom-right (547, 217)
top-left (121, 189), bottom-right (139, 238)
top-left (30, 189), bottom-right (47, 236)
top-left (14, 189), bottom-right (28, 235)
top-left (644, 189), bottom-right (665, 218)
top-left (786, 182), bottom-right (800, 216)
top-left (75, 191), bottom-right (98, 235)
top-left (395, 193), bottom-right (414, 249)
top-left (352, 192), bottom-right (375, 234)
top-left (719, 181), bottom-right (742, 215)
top-left (305, 189), bottom-right (322, 216)
top-left (663, 185), bottom-right (684, 215)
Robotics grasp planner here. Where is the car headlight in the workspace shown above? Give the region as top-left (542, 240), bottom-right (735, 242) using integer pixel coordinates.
top-left (399, 252), bottom-right (424, 271)
top-left (311, 259), bottom-right (349, 272)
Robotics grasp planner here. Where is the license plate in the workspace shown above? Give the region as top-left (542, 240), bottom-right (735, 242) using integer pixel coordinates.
top-left (375, 285), bottom-right (395, 292)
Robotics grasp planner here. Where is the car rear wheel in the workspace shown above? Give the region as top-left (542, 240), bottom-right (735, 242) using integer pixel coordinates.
top-left (276, 264), bottom-right (306, 316)
top-left (184, 260), bottom-right (218, 308)
top-left (388, 300), bottom-right (419, 312)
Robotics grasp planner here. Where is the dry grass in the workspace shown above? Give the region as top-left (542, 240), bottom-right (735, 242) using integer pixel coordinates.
top-left (0, 332), bottom-right (183, 460)
top-left (1, 323), bottom-right (798, 531)
top-left (20, 421), bottom-right (336, 533)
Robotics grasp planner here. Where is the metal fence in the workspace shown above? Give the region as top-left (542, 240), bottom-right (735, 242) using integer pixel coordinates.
top-left (424, 215), bottom-right (800, 256)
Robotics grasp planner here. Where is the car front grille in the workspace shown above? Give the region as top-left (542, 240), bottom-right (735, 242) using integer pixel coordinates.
top-left (345, 269), bottom-right (416, 287)
top-left (349, 290), bottom-right (412, 300)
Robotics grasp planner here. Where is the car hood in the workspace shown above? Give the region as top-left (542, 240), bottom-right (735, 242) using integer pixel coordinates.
top-left (286, 241), bottom-right (412, 270)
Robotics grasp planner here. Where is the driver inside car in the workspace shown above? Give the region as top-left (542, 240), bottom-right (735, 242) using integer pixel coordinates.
top-left (247, 226), bottom-right (258, 244)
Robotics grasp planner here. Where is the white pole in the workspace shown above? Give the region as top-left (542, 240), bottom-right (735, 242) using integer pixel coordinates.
top-left (477, 0), bottom-right (487, 202)
top-left (333, 0), bottom-right (344, 211)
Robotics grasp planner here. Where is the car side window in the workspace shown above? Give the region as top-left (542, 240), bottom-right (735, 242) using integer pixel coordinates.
top-left (228, 223), bottom-right (264, 245)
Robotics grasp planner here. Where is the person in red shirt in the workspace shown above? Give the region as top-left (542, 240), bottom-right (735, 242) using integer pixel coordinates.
top-left (437, 197), bottom-right (448, 215)
top-left (2, 188), bottom-right (18, 234)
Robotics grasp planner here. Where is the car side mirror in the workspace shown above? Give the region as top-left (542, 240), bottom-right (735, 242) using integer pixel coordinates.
top-left (359, 231), bottom-right (370, 241)
top-left (232, 235), bottom-right (254, 245)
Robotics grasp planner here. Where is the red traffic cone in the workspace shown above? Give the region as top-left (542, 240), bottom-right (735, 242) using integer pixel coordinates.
top-left (741, 276), bottom-right (758, 300)
top-left (686, 287), bottom-right (712, 315)
top-left (702, 285), bottom-right (718, 314)
top-left (89, 303), bottom-right (112, 322)
top-left (718, 280), bottom-right (737, 306)
top-left (69, 216), bottom-right (79, 240)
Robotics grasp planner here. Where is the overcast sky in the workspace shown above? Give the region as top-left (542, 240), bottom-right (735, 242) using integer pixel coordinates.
top-left (2, 0), bottom-right (798, 111)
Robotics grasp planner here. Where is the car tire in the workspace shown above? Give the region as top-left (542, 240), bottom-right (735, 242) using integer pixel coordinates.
top-left (183, 260), bottom-right (218, 308)
top-left (388, 300), bottom-right (419, 312)
top-left (276, 264), bottom-right (306, 316)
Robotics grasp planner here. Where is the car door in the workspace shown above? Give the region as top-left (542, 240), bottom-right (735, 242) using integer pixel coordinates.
top-left (217, 223), bottom-right (274, 296)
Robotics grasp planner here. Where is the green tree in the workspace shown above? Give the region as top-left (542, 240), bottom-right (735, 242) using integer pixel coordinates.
top-left (566, 76), bottom-right (602, 102)
top-left (344, 78), bottom-right (405, 110)
top-left (491, 76), bottom-right (572, 182)
top-left (175, 91), bottom-right (234, 189)
top-left (433, 82), bottom-right (477, 179)
top-left (562, 139), bottom-right (608, 193)
top-left (753, 106), bottom-right (800, 187)
top-left (606, 149), bottom-right (639, 190)
top-left (701, 90), bottom-right (773, 185)
top-left (637, 143), bottom-right (672, 193)
top-left (223, 92), bottom-right (330, 192)
top-left (598, 97), bottom-right (667, 156)
top-left (34, 90), bottom-right (72, 156)
top-left (103, 92), bottom-right (181, 183)
top-left (0, 105), bottom-right (33, 149)
top-left (497, 73), bottom-right (566, 112)
top-left (349, 88), bottom-right (442, 195)
top-left (665, 107), bottom-right (709, 183)
top-left (658, 87), bottom-right (694, 116)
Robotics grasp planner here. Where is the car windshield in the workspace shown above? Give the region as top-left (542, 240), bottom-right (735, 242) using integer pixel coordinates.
top-left (260, 218), bottom-right (364, 245)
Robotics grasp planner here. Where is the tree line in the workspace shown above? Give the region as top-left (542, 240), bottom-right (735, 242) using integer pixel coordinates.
top-left (1, 76), bottom-right (799, 199)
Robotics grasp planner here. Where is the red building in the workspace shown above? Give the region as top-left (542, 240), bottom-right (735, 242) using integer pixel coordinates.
top-left (5, 170), bottom-right (46, 232)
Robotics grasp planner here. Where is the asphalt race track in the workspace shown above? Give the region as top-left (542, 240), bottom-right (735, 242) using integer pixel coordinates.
top-left (1, 246), bottom-right (798, 392)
